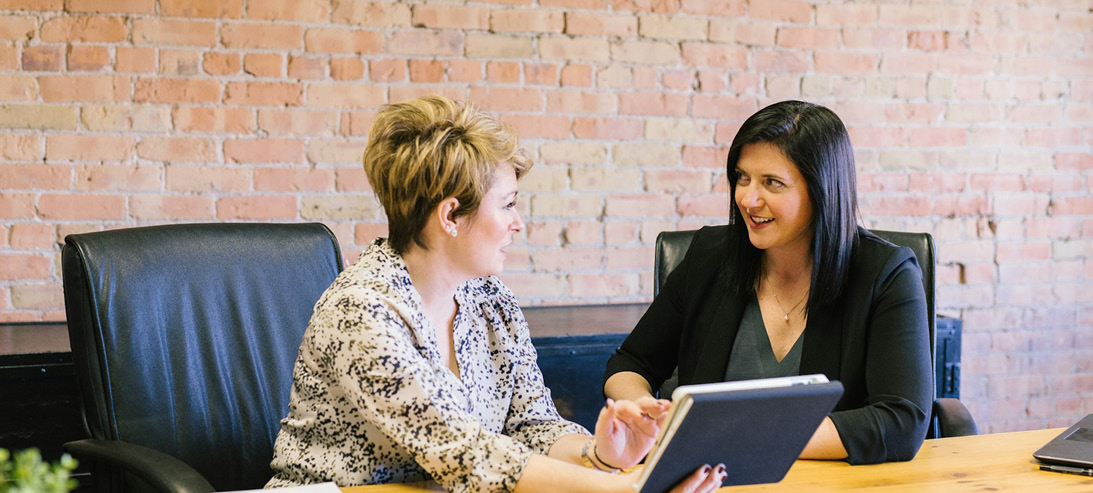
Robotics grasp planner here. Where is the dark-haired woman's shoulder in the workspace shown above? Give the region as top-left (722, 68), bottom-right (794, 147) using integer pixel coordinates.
top-left (854, 227), bottom-right (921, 278)
top-left (673, 225), bottom-right (732, 282)
top-left (689, 224), bottom-right (731, 254)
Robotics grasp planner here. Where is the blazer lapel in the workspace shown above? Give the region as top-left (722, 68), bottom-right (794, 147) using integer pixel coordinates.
top-left (800, 304), bottom-right (841, 378)
top-left (691, 287), bottom-right (747, 384)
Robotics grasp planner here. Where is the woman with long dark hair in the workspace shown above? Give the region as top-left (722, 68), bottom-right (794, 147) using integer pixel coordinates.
top-left (604, 101), bottom-right (933, 465)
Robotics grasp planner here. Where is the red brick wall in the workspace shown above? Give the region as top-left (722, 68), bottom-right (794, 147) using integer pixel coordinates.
top-left (1, 1), bottom-right (1090, 434)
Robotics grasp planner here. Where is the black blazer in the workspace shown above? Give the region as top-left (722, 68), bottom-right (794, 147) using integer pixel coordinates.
top-left (605, 225), bottom-right (933, 464)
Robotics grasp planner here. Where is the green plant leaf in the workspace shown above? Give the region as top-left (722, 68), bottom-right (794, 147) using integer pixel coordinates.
top-left (0, 448), bottom-right (78, 493)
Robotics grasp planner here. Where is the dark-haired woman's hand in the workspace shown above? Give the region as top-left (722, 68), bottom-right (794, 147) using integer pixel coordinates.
top-left (668, 464), bottom-right (726, 493)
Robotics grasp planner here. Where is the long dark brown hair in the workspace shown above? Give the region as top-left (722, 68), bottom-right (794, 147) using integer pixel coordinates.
top-left (723, 100), bottom-right (859, 311)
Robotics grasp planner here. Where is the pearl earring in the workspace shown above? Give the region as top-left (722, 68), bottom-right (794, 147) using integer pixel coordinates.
top-left (448, 228), bottom-right (457, 238)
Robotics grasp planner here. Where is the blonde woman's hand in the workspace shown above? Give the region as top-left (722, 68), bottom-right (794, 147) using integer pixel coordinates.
top-left (593, 397), bottom-right (671, 470)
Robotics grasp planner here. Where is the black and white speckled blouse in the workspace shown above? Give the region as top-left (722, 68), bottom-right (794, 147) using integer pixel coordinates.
top-left (266, 238), bottom-right (588, 492)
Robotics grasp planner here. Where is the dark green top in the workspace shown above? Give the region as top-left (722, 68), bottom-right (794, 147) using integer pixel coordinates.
top-left (723, 294), bottom-right (803, 381)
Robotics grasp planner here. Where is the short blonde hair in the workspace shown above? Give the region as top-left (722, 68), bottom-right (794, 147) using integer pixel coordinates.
top-left (363, 95), bottom-right (532, 254)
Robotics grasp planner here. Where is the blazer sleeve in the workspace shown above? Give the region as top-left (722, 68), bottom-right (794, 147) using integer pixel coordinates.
top-left (829, 250), bottom-right (934, 464)
top-left (603, 228), bottom-right (715, 393)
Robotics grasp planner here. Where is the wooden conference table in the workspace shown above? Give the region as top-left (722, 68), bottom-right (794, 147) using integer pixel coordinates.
top-left (342, 428), bottom-right (1092, 492)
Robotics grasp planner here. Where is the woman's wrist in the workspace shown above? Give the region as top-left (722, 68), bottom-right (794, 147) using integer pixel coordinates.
top-left (580, 436), bottom-right (621, 473)
top-left (592, 440), bottom-right (624, 471)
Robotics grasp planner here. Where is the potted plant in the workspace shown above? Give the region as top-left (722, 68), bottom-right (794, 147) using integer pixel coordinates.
top-left (0, 448), bottom-right (77, 493)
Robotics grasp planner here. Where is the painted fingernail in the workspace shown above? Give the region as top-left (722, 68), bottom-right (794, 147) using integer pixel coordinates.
top-left (701, 465), bottom-right (711, 474)
top-left (715, 464), bottom-right (725, 473)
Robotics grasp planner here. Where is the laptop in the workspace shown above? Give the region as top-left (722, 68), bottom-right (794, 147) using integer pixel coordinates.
top-left (1033, 414), bottom-right (1093, 476)
top-left (634, 374), bottom-right (844, 493)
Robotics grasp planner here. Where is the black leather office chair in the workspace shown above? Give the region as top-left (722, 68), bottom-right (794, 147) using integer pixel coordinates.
top-left (61, 223), bottom-right (344, 492)
top-left (653, 229), bottom-right (978, 439)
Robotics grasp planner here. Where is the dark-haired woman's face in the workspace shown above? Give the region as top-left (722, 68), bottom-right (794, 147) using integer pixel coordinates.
top-left (733, 142), bottom-right (814, 255)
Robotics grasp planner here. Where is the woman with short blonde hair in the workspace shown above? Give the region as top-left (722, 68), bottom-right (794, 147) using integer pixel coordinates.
top-left (268, 95), bottom-right (722, 493)
top-left (364, 95), bottom-right (531, 254)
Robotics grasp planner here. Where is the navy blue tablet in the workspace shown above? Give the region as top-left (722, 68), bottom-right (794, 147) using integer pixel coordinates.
top-left (634, 374), bottom-right (844, 493)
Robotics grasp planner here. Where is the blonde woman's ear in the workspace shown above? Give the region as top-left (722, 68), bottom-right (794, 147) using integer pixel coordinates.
top-left (435, 197), bottom-right (461, 238)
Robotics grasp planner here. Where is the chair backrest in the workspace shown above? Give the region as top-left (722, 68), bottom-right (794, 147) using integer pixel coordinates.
top-left (653, 228), bottom-right (937, 374)
top-left (654, 230), bottom-right (697, 298)
top-left (62, 223), bottom-right (343, 491)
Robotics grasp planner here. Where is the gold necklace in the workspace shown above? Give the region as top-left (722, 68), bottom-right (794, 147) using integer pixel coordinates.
top-left (762, 276), bottom-right (808, 324)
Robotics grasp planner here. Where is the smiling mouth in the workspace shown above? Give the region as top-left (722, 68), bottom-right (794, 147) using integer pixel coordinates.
top-left (751, 216), bottom-right (773, 225)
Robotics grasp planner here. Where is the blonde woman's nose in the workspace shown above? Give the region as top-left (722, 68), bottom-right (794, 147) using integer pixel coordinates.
top-left (512, 211), bottom-right (525, 232)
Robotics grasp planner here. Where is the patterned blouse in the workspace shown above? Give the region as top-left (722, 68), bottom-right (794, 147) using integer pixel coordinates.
top-left (266, 239), bottom-right (588, 492)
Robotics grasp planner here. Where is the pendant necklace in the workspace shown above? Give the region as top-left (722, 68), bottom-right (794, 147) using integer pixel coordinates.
top-left (763, 276), bottom-right (808, 324)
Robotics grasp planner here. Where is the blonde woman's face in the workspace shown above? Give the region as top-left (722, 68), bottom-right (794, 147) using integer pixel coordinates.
top-left (455, 163), bottom-right (524, 278)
